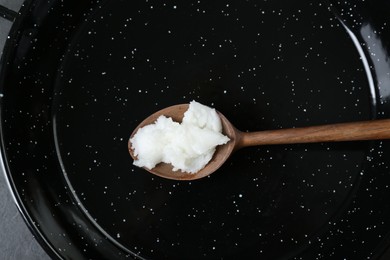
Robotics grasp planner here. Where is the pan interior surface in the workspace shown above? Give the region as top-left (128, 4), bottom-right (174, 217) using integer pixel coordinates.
top-left (2, 0), bottom-right (390, 259)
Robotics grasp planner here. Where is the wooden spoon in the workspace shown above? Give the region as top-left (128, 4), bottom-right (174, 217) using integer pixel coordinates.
top-left (128, 104), bottom-right (390, 181)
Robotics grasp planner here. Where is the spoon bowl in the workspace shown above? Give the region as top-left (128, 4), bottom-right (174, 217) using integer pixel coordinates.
top-left (128, 104), bottom-right (237, 180)
top-left (129, 104), bottom-right (390, 181)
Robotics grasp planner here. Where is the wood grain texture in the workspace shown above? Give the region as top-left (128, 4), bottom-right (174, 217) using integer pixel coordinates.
top-left (237, 119), bottom-right (390, 148)
top-left (130, 103), bottom-right (390, 181)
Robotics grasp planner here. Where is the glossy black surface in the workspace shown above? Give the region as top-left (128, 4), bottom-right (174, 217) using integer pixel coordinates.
top-left (1, 0), bottom-right (390, 259)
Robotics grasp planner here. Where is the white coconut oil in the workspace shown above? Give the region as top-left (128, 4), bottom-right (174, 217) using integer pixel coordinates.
top-left (130, 101), bottom-right (230, 173)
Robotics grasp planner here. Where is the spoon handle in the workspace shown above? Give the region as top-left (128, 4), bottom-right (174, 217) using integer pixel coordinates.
top-left (238, 119), bottom-right (390, 147)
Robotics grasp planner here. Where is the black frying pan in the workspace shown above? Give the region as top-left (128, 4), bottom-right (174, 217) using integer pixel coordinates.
top-left (1, 0), bottom-right (390, 259)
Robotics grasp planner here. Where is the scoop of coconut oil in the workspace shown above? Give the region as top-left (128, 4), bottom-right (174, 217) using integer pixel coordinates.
top-left (130, 101), bottom-right (230, 173)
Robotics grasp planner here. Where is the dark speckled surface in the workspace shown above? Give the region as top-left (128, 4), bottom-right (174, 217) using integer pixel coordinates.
top-left (0, 1), bottom-right (50, 259)
top-left (2, 0), bottom-right (390, 259)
